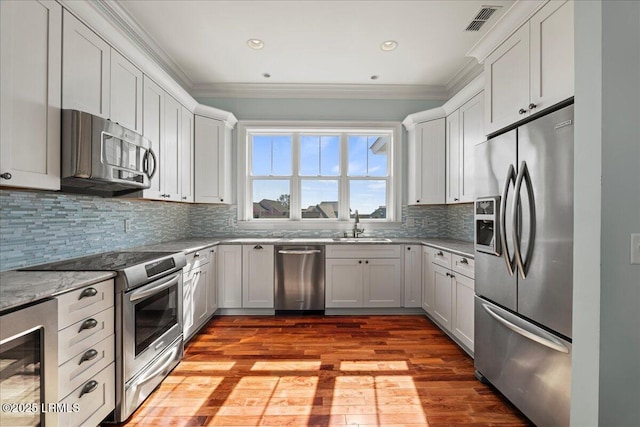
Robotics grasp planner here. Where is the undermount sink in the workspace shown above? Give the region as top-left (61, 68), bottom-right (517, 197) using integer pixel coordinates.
top-left (331, 237), bottom-right (392, 243)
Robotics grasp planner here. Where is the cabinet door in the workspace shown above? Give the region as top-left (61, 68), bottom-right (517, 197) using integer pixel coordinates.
top-left (162, 94), bottom-right (181, 201)
top-left (207, 247), bottom-right (218, 314)
top-left (62, 10), bottom-right (110, 118)
top-left (110, 49), bottom-right (142, 133)
top-left (409, 119), bottom-right (445, 205)
top-left (180, 107), bottom-right (194, 202)
top-left (0, 0), bottom-right (61, 190)
top-left (194, 115), bottom-right (230, 203)
top-left (325, 259), bottom-right (363, 308)
top-left (459, 91), bottom-right (484, 203)
top-left (433, 264), bottom-right (452, 331)
top-left (192, 268), bottom-right (209, 329)
top-left (445, 110), bottom-right (461, 203)
top-left (484, 24), bottom-right (530, 135)
top-left (452, 273), bottom-right (475, 353)
top-left (142, 76), bottom-right (164, 199)
top-left (242, 245), bottom-right (275, 308)
top-left (217, 245), bottom-right (242, 308)
top-left (421, 247), bottom-right (436, 315)
top-left (530, 0), bottom-right (574, 112)
top-left (403, 246), bottom-right (422, 307)
top-left (364, 258), bottom-right (402, 307)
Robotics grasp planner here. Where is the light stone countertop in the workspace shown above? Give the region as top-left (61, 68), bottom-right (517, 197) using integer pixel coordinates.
top-left (0, 270), bottom-right (116, 313)
top-left (1, 237), bottom-right (473, 313)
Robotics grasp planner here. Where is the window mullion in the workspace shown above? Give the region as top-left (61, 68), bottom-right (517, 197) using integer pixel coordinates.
top-left (290, 133), bottom-right (301, 220)
top-left (339, 133), bottom-right (349, 220)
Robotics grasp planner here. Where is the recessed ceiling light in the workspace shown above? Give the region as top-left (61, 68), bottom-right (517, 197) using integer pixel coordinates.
top-left (370, 75), bottom-right (379, 80)
top-left (247, 39), bottom-right (264, 50)
top-left (380, 40), bottom-right (398, 51)
top-left (263, 73), bottom-right (271, 78)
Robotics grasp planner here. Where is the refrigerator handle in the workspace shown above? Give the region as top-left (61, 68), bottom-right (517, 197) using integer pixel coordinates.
top-left (482, 303), bottom-right (569, 353)
top-left (512, 161), bottom-right (536, 279)
top-left (499, 164), bottom-right (517, 276)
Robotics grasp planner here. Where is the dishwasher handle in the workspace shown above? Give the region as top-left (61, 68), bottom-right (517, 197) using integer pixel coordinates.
top-left (278, 249), bottom-right (322, 255)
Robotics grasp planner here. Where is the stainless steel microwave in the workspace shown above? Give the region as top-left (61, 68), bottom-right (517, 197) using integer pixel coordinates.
top-left (61, 110), bottom-right (156, 197)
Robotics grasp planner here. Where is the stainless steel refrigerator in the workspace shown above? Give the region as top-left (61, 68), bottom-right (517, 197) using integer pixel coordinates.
top-left (474, 102), bottom-right (574, 426)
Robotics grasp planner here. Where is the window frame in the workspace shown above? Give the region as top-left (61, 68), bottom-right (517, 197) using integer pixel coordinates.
top-left (237, 121), bottom-right (402, 228)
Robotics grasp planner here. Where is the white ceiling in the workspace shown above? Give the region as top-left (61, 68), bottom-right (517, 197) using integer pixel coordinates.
top-left (116, 0), bottom-right (515, 97)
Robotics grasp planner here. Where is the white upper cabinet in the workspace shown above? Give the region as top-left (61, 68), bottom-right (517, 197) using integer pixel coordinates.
top-left (162, 94), bottom-right (181, 201)
top-left (446, 91), bottom-right (484, 204)
top-left (180, 106), bottom-right (194, 203)
top-left (142, 76), bottom-right (164, 200)
top-left (1, 0), bottom-right (61, 190)
top-left (110, 49), bottom-right (143, 133)
top-left (407, 118), bottom-right (445, 205)
top-left (62, 10), bottom-right (110, 118)
top-left (194, 115), bottom-right (232, 204)
top-left (484, 0), bottom-right (574, 134)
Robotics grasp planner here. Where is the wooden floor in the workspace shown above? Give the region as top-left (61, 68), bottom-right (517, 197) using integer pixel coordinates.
top-left (122, 315), bottom-right (531, 426)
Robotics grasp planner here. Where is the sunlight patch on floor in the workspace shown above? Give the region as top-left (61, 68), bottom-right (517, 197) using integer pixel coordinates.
top-left (339, 360), bottom-right (409, 371)
top-left (250, 360), bottom-right (321, 371)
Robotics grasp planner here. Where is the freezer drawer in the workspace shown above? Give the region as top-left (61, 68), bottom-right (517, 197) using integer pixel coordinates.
top-left (474, 297), bottom-right (571, 426)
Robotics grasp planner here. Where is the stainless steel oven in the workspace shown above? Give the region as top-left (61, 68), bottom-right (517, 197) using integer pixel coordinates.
top-left (0, 299), bottom-right (58, 427)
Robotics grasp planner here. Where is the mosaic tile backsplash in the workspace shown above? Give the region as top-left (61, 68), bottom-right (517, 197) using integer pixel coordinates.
top-left (1, 189), bottom-right (473, 271)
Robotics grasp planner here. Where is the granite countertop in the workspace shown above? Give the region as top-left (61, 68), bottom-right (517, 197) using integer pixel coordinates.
top-left (133, 237), bottom-right (474, 258)
top-left (0, 270), bottom-right (116, 313)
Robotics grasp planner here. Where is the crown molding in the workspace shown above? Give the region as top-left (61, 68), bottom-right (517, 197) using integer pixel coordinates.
top-left (442, 74), bottom-right (484, 115)
top-left (402, 108), bottom-right (446, 130)
top-left (194, 105), bottom-right (238, 128)
top-left (445, 58), bottom-right (483, 98)
top-left (466, 0), bottom-right (547, 64)
top-left (191, 83), bottom-right (449, 100)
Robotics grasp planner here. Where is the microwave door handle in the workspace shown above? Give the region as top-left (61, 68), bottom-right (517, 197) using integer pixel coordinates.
top-left (143, 148), bottom-right (157, 180)
top-left (512, 161), bottom-right (535, 279)
top-left (129, 272), bottom-right (180, 302)
top-left (500, 164), bottom-right (516, 276)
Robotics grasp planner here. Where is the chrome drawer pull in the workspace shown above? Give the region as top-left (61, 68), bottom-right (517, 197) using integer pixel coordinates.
top-left (78, 318), bottom-right (98, 332)
top-left (79, 349), bottom-right (98, 365)
top-left (78, 287), bottom-right (97, 300)
top-left (460, 258), bottom-right (469, 264)
top-left (79, 380), bottom-right (99, 398)
top-left (254, 245), bottom-right (263, 250)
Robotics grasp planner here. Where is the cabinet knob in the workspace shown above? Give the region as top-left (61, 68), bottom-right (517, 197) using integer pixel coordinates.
top-left (460, 258), bottom-right (468, 264)
top-left (454, 198), bottom-right (459, 201)
top-left (194, 252), bottom-right (200, 257)
top-left (182, 196), bottom-right (187, 200)
top-left (437, 251), bottom-right (444, 257)
top-left (358, 260), bottom-right (362, 264)
top-left (220, 198), bottom-right (224, 202)
top-left (446, 272), bottom-right (450, 277)
top-left (365, 260), bottom-right (369, 264)
top-left (529, 103), bottom-right (537, 110)
top-left (519, 108), bottom-right (527, 115)
top-left (254, 245), bottom-right (263, 250)
top-left (416, 200), bottom-right (420, 203)
top-left (0, 172), bottom-right (12, 180)
top-left (407, 247), bottom-right (411, 251)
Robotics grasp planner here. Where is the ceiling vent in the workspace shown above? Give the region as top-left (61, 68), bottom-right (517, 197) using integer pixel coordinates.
top-left (465, 6), bottom-right (500, 32)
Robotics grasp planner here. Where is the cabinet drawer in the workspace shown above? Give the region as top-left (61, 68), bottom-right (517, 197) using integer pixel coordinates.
top-left (58, 362), bottom-right (115, 427)
top-left (57, 279), bottom-right (114, 330)
top-left (59, 335), bottom-right (114, 399)
top-left (452, 254), bottom-right (475, 278)
top-left (431, 249), bottom-right (452, 268)
top-left (185, 247), bottom-right (211, 271)
top-left (326, 244), bottom-right (401, 259)
top-left (58, 307), bottom-right (114, 362)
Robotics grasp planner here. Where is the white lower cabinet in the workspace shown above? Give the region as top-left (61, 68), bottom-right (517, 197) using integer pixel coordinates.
top-left (242, 244), bottom-right (275, 308)
top-left (56, 279), bottom-right (115, 426)
top-left (217, 245), bottom-right (243, 308)
top-left (183, 246), bottom-right (218, 341)
top-left (422, 248), bottom-right (475, 355)
top-left (403, 245), bottom-right (422, 307)
top-left (325, 245), bottom-right (401, 308)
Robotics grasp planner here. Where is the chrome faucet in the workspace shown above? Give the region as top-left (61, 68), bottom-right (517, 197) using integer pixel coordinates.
top-left (352, 210), bottom-right (365, 238)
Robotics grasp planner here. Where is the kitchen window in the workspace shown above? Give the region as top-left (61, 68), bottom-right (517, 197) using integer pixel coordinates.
top-left (238, 122), bottom-right (401, 225)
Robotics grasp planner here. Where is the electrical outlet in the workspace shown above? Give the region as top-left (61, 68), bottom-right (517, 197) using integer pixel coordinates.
top-left (631, 233), bottom-right (640, 265)
top-left (124, 219), bottom-right (131, 233)
top-left (227, 217), bottom-right (234, 227)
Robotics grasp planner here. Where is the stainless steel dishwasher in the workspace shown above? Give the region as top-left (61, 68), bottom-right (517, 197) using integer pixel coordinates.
top-left (275, 245), bottom-right (325, 313)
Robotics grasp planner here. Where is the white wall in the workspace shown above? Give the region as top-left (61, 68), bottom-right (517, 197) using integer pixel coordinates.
top-left (572, 1), bottom-right (640, 425)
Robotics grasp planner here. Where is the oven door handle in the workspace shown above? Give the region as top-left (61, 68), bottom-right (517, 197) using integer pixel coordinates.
top-left (129, 272), bottom-right (180, 302)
